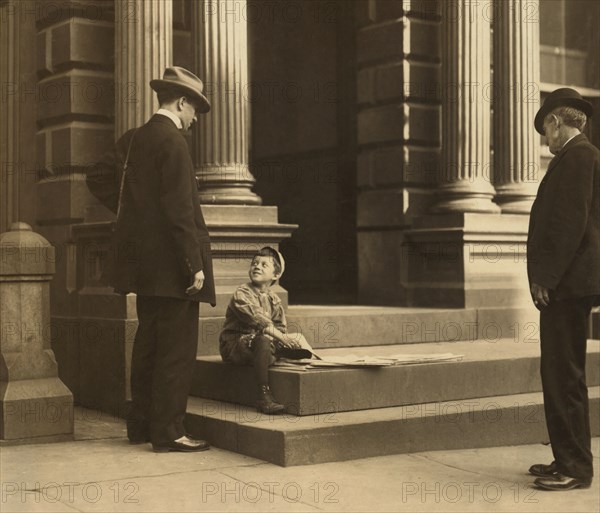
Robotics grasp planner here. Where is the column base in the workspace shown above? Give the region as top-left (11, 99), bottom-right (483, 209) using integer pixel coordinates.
top-left (198, 187), bottom-right (263, 206)
top-left (495, 198), bottom-right (535, 215)
top-left (431, 180), bottom-right (502, 214)
top-left (0, 378), bottom-right (74, 441)
top-left (196, 167), bottom-right (262, 205)
top-left (403, 213), bottom-right (530, 308)
top-left (431, 197), bottom-right (502, 214)
top-left (494, 183), bottom-right (537, 215)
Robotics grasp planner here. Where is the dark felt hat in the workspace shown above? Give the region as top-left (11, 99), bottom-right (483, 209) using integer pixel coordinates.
top-left (150, 66), bottom-right (210, 113)
top-left (534, 87), bottom-right (593, 135)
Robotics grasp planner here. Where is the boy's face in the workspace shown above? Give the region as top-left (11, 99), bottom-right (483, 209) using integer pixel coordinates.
top-left (249, 255), bottom-right (279, 286)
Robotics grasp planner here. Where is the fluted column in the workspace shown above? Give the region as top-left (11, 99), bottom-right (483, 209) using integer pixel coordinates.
top-left (114, 0), bottom-right (172, 138)
top-left (191, 0), bottom-right (261, 204)
top-left (0, 1), bottom-right (20, 233)
top-left (433, 0), bottom-right (500, 213)
top-left (493, 0), bottom-right (540, 213)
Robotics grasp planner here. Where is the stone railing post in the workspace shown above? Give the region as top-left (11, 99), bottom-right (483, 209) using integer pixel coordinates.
top-left (1, 222), bottom-right (73, 443)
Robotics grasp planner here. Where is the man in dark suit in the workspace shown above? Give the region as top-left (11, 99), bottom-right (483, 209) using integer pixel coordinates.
top-left (87, 67), bottom-right (216, 453)
top-left (527, 88), bottom-right (600, 490)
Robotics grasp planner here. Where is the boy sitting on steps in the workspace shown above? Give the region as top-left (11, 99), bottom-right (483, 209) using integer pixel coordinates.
top-left (219, 247), bottom-right (303, 414)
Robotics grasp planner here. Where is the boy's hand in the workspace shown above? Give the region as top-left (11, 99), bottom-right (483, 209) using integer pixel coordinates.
top-left (277, 335), bottom-right (302, 350)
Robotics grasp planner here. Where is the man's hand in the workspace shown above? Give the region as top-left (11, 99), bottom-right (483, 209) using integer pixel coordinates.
top-left (186, 270), bottom-right (205, 295)
top-left (530, 282), bottom-right (550, 308)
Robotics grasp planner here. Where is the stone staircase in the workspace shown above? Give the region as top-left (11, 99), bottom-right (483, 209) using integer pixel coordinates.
top-left (185, 305), bottom-right (600, 466)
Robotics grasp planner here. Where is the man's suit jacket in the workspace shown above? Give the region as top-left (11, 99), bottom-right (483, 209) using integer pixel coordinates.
top-left (87, 114), bottom-right (216, 305)
top-left (527, 133), bottom-right (600, 301)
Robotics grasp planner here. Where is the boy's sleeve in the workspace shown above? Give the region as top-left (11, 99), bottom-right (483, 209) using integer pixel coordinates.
top-left (273, 301), bottom-right (287, 333)
top-left (230, 287), bottom-right (275, 330)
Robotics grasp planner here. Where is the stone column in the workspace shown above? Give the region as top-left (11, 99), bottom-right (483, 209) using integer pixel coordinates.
top-left (191, 0), bottom-right (261, 204)
top-left (493, 0), bottom-right (540, 214)
top-left (1, 223), bottom-right (73, 443)
top-left (402, 0), bottom-right (535, 310)
top-left (0, 1), bottom-right (20, 233)
top-left (0, 1), bottom-right (36, 234)
top-left (114, 0), bottom-right (172, 138)
top-left (433, 0), bottom-right (500, 213)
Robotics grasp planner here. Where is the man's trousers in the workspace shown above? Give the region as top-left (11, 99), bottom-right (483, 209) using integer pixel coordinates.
top-left (540, 296), bottom-right (594, 480)
top-left (127, 295), bottom-right (199, 444)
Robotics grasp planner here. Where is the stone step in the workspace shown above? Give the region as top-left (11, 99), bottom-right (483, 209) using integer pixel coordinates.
top-left (185, 387), bottom-right (600, 466)
top-left (197, 304), bottom-right (540, 355)
top-left (191, 339), bottom-right (600, 415)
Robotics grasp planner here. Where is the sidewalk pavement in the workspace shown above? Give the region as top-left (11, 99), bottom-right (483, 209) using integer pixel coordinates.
top-left (1, 407), bottom-right (598, 513)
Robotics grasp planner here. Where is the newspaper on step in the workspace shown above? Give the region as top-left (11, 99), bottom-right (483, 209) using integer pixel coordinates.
top-left (275, 333), bottom-right (463, 370)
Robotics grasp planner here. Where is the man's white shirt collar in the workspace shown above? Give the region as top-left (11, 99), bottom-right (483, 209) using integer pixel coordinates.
top-left (156, 109), bottom-right (183, 129)
top-left (561, 133), bottom-right (579, 150)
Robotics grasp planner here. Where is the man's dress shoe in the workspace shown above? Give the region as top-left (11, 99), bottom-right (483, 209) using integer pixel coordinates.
top-left (534, 473), bottom-right (592, 491)
top-left (528, 462), bottom-right (558, 477)
top-left (152, 436), bottom-right (210, 453)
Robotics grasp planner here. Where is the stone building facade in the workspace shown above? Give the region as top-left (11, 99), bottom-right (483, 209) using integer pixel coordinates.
top-left (1, 0), bottom-right (599, 415)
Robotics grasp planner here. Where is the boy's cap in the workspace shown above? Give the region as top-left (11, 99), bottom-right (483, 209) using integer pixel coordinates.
top-left (260, 246), bottom-right (285, 283)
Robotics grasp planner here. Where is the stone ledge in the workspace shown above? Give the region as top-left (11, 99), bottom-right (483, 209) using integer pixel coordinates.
top-left (185, 387), bottom-right (600, 466)
top-left (191, 340), bottom-right (600, 416)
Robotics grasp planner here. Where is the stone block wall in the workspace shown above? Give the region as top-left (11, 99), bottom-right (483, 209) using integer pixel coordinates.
top-left (355, 0), bottom-right (441, 304)
top-left (35, 0), bottom-right (115, 402)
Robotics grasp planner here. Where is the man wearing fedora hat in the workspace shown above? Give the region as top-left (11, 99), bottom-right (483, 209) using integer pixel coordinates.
top-left (87, 66), bottom-right (216, 453)
top-left (527, 88), bottom-right (600, 490)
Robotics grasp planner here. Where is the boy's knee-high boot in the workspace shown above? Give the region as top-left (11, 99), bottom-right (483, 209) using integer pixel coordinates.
top-left (256, 384), bottom-right (285, 414)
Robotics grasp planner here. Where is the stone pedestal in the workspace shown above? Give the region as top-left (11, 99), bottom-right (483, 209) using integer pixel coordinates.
top-left (70, 222), bottom-right (137, 416)
top-left (0, 223), bottom-right (73, 443)
top-left (403, 214), bottom-right (530, 308)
